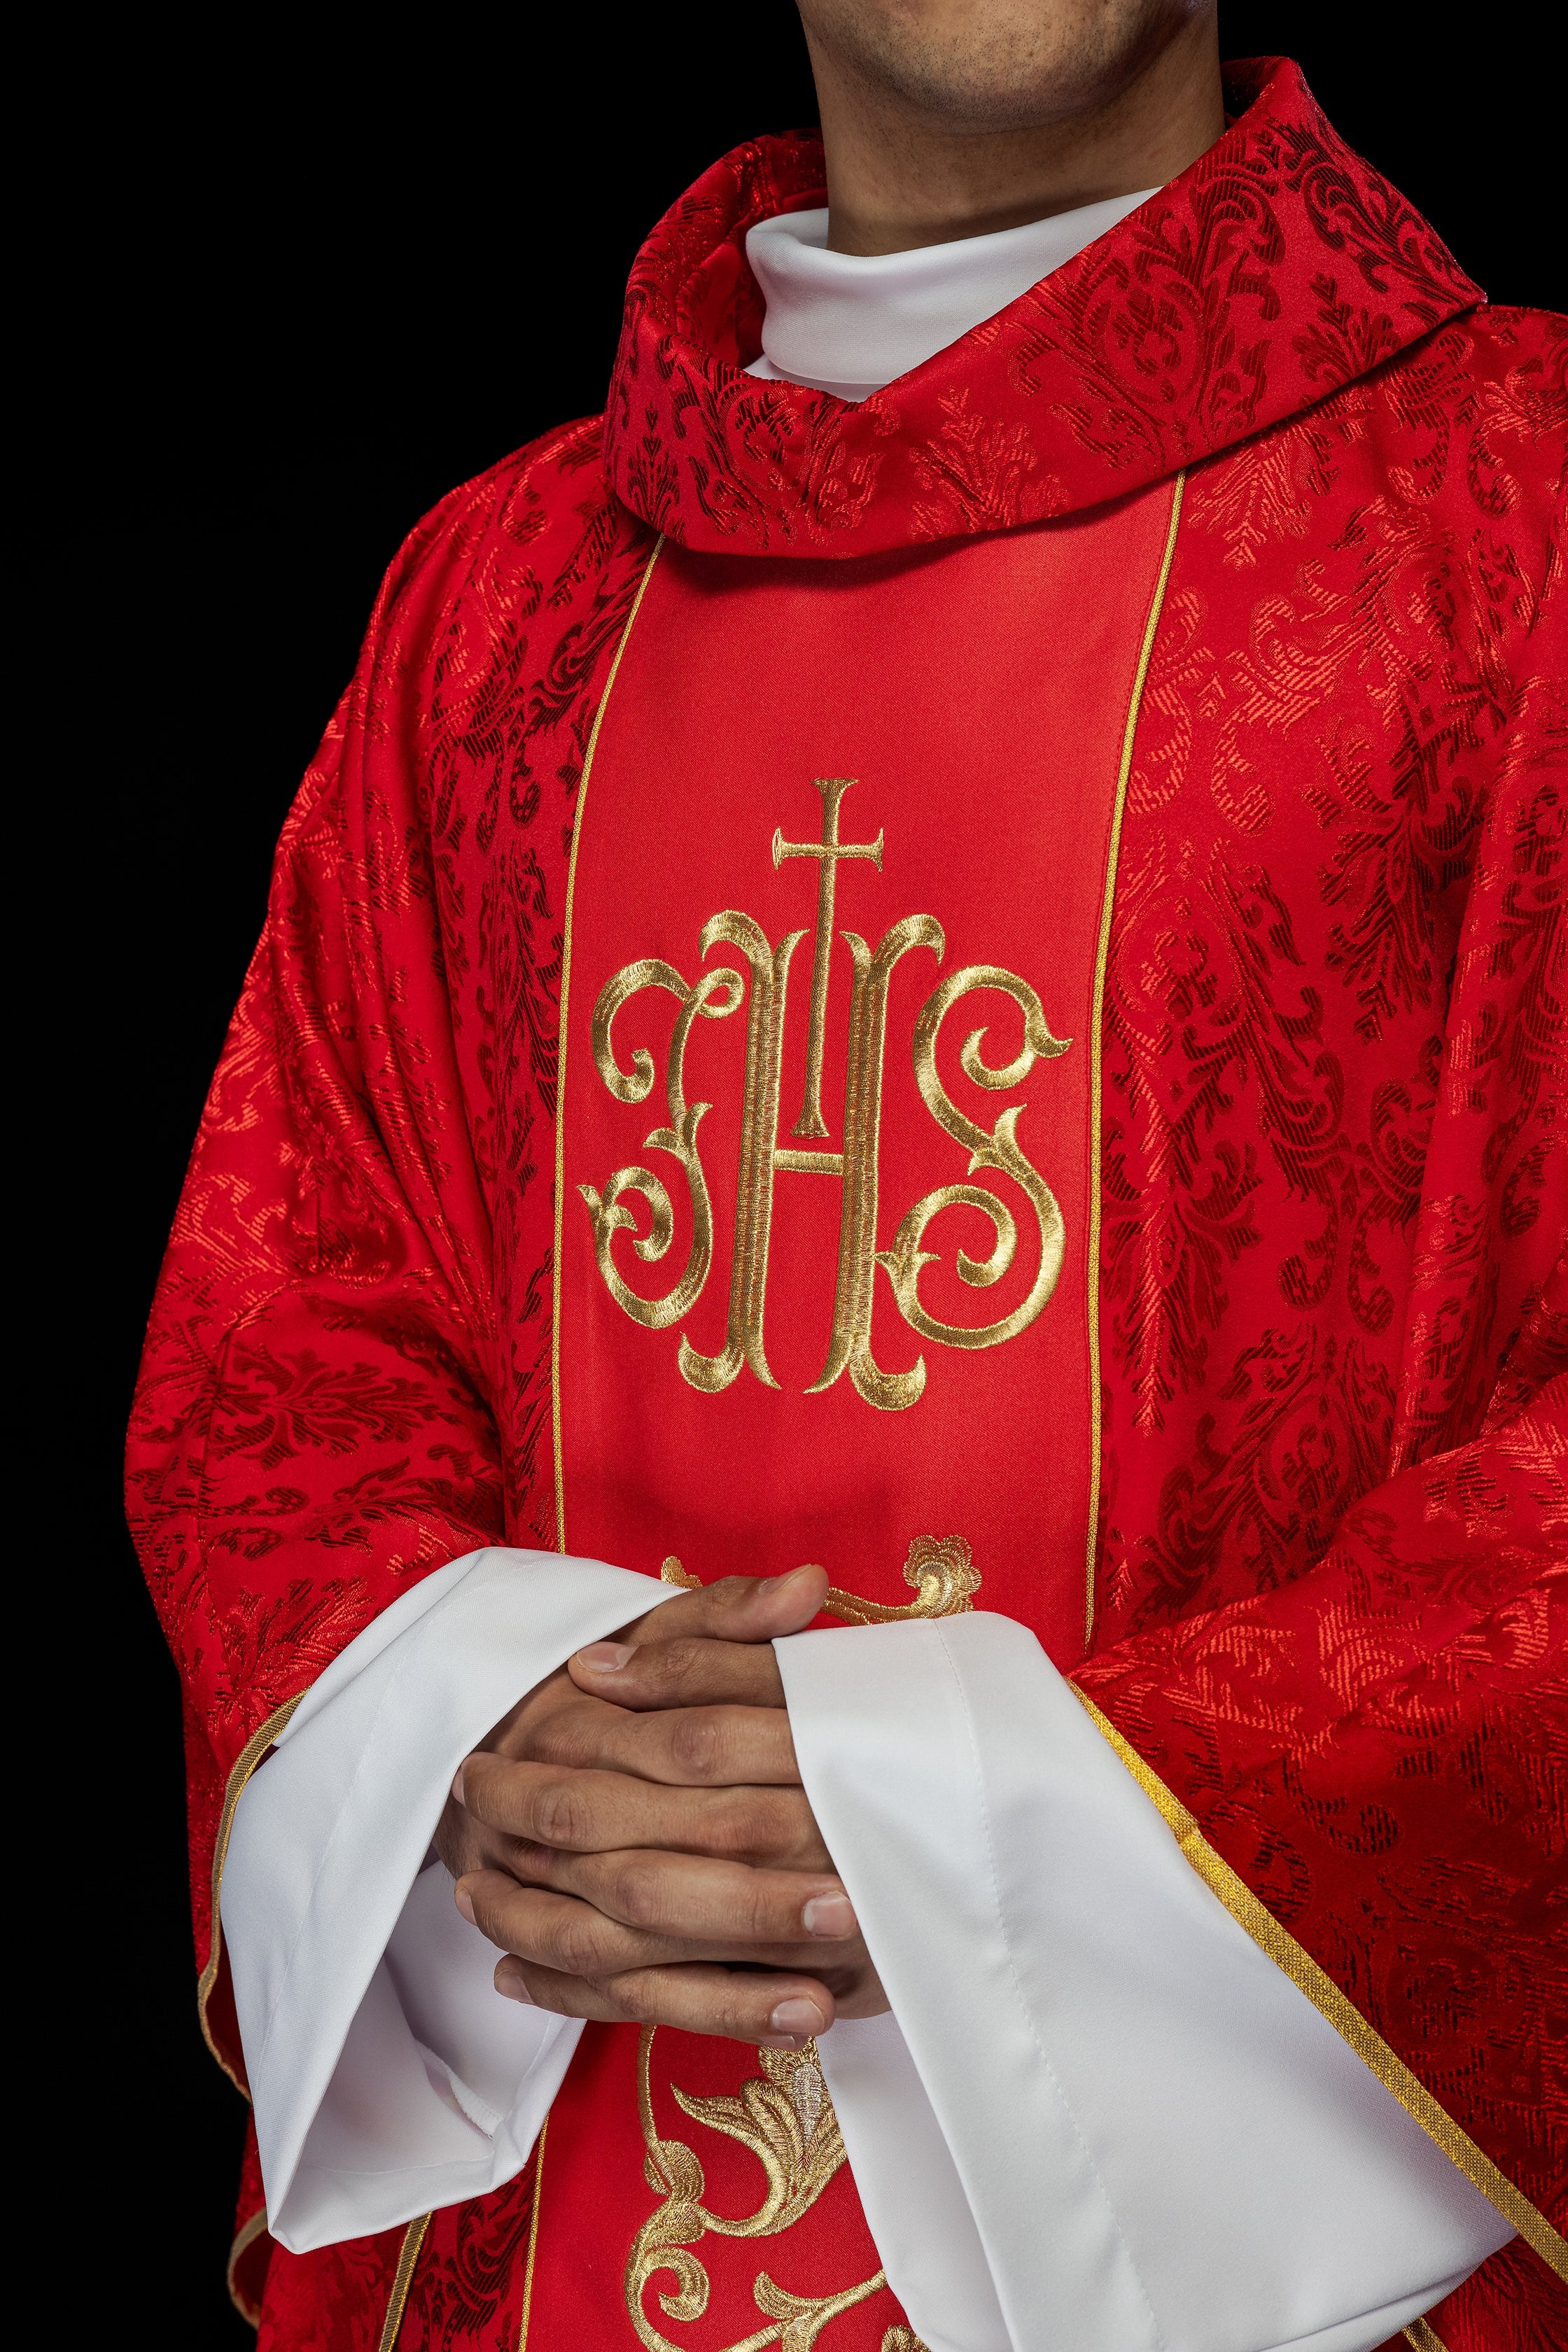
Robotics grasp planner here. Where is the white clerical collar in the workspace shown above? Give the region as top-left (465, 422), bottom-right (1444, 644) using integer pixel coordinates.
top-left (745, 188), bottom-right (1157, 402)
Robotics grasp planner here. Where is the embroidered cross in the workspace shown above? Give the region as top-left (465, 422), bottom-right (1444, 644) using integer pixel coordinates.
top-left (772, 778), bottom-right (883, 1138)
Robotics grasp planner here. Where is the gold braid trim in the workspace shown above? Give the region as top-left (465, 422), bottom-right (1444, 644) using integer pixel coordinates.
top-left (1404, 2321), bottom-right (1449, 2351)
top-left (226, 2204), bottom-right (270, 2328)
top-left (517, 2118), bottom-right (550, 2351)
top-left (1071, 1687), bottom-right (1568, 2281)
top-left (197, 1693), bottom-right (307, 2089)
top-left (377, 2213), bottom-right (433, 2352)
top-left (552, 535), bottom-right (666, 1553)
top-left (1084, 467), bottom-right (1185, 1650)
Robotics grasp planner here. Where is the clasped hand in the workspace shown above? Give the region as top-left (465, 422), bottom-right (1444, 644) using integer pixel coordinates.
top-left (434, 1566), bottom-right (886, 2047)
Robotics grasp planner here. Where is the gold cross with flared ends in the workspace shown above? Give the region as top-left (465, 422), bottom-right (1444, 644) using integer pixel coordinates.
top-left (772, 778), bottom-right (884, 1139)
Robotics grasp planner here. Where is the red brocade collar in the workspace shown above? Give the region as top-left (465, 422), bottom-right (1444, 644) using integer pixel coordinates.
top-left (603, 58), bottom-right (1483, 556)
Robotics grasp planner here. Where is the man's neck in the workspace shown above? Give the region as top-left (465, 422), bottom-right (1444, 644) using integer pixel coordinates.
top-left (803, 10), bottom-right (1224, 257)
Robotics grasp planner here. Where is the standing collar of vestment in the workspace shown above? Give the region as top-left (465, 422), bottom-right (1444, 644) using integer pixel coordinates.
top-left (602, 57), bottom-right (1484, 558)
top-left (743, 188), bottom-right (1158, 402)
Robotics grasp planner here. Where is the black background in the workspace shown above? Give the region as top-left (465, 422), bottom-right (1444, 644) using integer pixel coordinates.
top-left (63, 6), bottom-right (1555, 2337)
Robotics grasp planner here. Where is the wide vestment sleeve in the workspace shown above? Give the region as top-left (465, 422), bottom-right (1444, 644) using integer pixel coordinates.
top-left (1076, 559), bottom-right (1568, 2288)
top-left (125, 455), bottom-right (576, 2093)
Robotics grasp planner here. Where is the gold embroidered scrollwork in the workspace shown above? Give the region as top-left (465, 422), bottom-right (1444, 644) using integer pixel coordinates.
top-left (580, 956), bottom-right (746, 1329)
top-left (877, 965), bottom-right (1070, 1353)
top-left (661, 1535), bottom-right (980, 1628)
top-left (822, 1534), bottom-right (980, 1626)
top-left (626, 2030), bottom-right (894, 2352)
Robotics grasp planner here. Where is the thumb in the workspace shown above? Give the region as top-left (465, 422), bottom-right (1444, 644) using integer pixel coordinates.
top-left (622, 1562), bottom-right (828, 1649)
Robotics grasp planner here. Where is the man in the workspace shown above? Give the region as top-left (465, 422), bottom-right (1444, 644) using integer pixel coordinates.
top-left (128, 4), bottom-right (1565, 2347)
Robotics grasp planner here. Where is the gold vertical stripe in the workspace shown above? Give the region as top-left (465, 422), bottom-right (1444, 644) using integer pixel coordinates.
top-left (1083, 470), bottom-right (1186, 1651)
top-left (377, 2213), bottom-right (432, 2352)
top-left (517, 2117), bottom-right (550, 2351)
top-left (552, 537), bottom-right (666, 1553)
top-left (1072, 1685), bottom-right (1568, 2278)
top-left (197, 1692), bottom-right (307, 2087)
top-left (1404, 2320), bottom-right (1449, 2351)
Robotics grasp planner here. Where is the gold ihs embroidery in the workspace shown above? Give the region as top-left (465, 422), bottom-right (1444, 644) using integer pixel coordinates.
top-left (580, 780), bottom-right (1070, 1411)
top-left (626, 2030), bottom-right (896, 2352)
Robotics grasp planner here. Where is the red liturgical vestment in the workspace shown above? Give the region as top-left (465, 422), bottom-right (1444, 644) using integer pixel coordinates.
top-left (127, 57), bottom-right (1566, 2352)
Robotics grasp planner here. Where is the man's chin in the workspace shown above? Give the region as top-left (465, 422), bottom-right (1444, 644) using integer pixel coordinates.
top-left (798, 0), bottom-right (1202, 134)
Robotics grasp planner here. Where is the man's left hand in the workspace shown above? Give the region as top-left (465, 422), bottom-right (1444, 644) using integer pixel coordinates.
top-left (447, 1567), bottom-right (888, 2046)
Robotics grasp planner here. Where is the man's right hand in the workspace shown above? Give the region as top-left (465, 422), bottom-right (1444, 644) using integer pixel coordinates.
top-left (430, 1565), bottom-right (826, 1883)
top-left (431, 1566), bottom-right (886, 2043)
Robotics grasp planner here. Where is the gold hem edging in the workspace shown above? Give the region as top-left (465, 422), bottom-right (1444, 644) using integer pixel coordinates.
top-left (552, 536), bottom-right (666, 1553)
top-left (1083, 468), bottom-right (1185, 1652)
top-left (197, 1693), bottom-right (307, 2089)
top-left (1404, 2320), bottom-right (1449, 2351)
top-left (1071, 1685), bottom-right (1567, 2280)
top-left (226, 2203), bottom-right (270, 2328)
top-left (377, 2213), bottom-right (432, 2352)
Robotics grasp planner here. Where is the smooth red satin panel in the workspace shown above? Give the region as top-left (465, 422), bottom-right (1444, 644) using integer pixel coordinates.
top-left (559, 499), bottom-right (1172, 1662)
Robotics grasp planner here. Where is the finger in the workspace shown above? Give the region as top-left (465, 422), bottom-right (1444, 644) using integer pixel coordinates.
top-left (617, 1562), bottom-right (827, 1655)
top-left (486, 1954), bottom-right (625, 2023)
top-left (457, 1874), bottom-right (704, 1973)
top-left (454, 1872), bottom-right (857, 1975)
top-left (457, 1751), bottom-right (695, 1854)
top-left (496, 1846), bottom-right (858, 1946)
top-left (454, 1751), bottom-right (823, 1863)
top-left (525, 1695), bottom-right (802, 1788)
top-left (569, 1632), bottom-right (788, 1712)
top-left (495, 1954), bottom-right (835, 2047)
top-left (431, 1791), bottom-right (523, 1881)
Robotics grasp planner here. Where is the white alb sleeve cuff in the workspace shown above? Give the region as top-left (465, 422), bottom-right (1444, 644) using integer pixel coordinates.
top-left (775, 1613), bottom-right (1512, 2352)
top-left (221, 1546), bottom-right (677, 2253)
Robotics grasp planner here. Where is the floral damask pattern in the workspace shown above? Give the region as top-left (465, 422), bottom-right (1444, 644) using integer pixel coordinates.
top-left (128, 55), bottom-right (1566, 2345)
top-left (397, 2154), bottom-right (543, 2352)
top-left (253, 2215), bottom-right (405, 2352)
top-left (602, 59), bottom-right (1482, 557)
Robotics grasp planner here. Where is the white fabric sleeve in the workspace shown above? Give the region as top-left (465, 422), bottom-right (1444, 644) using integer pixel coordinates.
top-left (775, 1613), bottom-right (1513, 2352)
top-left (221, 1546), bottom-right (678, 2253)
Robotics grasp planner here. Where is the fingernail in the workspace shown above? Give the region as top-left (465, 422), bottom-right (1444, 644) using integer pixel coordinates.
top-left (769, 1997), bottom-right (825, 2036)
top-left (802, 1893), bottom-right (856, 1939)
top-left (450, 1765), bottom-right (467, 1806)
top-left (496, 1966), bottom-right (533, 2005)
top-left (454, 1885), bottom-right (476, 1923)
top-left (574, 1641), bottom-right (634, 1672)
top-left (758, 2033), bottom-right (806, 2049)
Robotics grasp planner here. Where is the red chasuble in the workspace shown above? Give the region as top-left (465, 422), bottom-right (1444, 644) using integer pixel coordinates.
top-left (127, 58), bottom-right (1566, 2352)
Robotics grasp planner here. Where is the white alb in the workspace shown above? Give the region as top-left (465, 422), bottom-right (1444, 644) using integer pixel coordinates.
top-left (226, 1551), bottom-right (1508, 2348)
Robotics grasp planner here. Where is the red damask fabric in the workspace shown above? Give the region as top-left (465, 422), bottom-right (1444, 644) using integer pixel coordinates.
top-left (398, 2154), bottom-right (542, 2351)
top-left (603, 57), bottom-right (1482, 553)
top-left (128, 56), bottom-right (1565, 2346)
